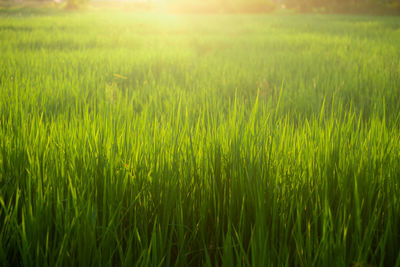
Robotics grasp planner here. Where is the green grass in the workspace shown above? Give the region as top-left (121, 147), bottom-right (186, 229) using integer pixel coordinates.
top-left (1, 11), bottom-right (400, 266)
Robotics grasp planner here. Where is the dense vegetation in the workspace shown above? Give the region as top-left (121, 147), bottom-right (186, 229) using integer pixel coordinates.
top-left (1, 12), bottom-right (400, 266)
top-left (165, 0), bottom-right (400, 13)
top-left (3, 0), bottom-right (399, 14)
top-left (282, 0), bottom-right (400, 13)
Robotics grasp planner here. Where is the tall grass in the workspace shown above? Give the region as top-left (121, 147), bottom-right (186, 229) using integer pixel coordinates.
top-left (1, 12), bottom-right (400, 266)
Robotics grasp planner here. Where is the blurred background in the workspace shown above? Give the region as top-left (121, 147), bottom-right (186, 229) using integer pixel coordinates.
top-left (1, 0), bottom-right (399, 14)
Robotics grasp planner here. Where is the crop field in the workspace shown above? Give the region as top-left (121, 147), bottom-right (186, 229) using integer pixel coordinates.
top-left (1, 10), bottom-right (400, 266)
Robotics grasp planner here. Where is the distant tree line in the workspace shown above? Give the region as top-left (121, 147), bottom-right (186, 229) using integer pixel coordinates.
top-left (281, 0), bottom-right (400, 13)
top-left (18, 0), bottom-right (400, 14)
top-left (163, 0), bottom-right (400, 14)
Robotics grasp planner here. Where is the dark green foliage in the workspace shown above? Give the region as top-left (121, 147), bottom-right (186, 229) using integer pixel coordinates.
top-left (283, 0), bottom-right (400, 13)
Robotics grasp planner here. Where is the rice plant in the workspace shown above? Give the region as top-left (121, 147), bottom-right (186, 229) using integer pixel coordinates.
top-left (1, 11), bottom-right (400, 266)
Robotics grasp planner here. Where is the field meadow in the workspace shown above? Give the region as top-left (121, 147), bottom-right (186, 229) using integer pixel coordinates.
top-left (1, 10), bottom-right (400, 266)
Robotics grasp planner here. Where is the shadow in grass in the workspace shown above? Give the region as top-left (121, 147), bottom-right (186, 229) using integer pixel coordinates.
top-left (0, 6), bottom-right (65, 17)
top-left (0, 25), bottom-right (33, 32)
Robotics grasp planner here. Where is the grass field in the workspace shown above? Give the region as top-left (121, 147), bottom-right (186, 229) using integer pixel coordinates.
top-left (1, 10), bottom-right (400, 266)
